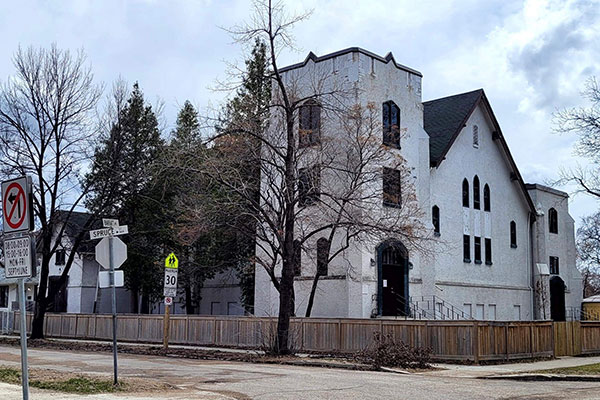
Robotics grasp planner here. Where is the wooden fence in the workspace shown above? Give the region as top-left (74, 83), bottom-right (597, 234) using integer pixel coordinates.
top-left (10, 313), bottom-right (569, 362)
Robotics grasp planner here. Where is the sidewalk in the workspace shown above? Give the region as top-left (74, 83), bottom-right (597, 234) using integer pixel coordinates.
top-left (426, 356), bottom-right (600, 378)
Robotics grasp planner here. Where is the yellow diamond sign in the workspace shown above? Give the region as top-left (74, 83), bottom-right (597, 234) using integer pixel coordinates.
top-left (165, 252), bottom-right (178, 269)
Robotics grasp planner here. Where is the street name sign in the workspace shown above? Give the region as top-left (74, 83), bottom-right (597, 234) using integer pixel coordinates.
top-left (99, 270), bottom-right (124, 288)
top-left (90, 225), bottom-right (128, 240)
top-left (95, 237), bottom-right (127, 270)
top-left (2, 176), bottom-right (32, 233)
top-left (102, 218), bottom-right (119, 228)
top-left (3, 236), bottom-right (33, 278)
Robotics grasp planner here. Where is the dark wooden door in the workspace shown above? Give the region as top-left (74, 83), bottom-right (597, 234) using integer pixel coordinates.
top-left (550, 276), bottom-right (566, 321)
top-left (381, 246), bottom-right (407, 316)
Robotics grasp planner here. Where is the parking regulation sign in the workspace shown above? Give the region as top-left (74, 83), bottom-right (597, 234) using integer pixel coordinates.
top-left (3, 236), bottom-right (33, 278)
top-left (2, 176), bottom-right (32, 233)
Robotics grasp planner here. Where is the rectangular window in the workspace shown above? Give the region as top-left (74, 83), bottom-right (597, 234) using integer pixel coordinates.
top-left (293, 240), bottom-right (302, 276)
top-left (463, 303), bottom-right (472, 319)
top-left (55, 249), bottom-right (66, 266)
top-left (383, 168), bottom-right (401, 207)
top-left (383, 101), bottom-right (401, 147)
top-left (475, 304), bottom-right (485, 320)
top-left (0, 286), bottom-right (8, 308)
top-left (549, 256), bottom-right (559, 275)
top-left (514, 305), bottom-right (521, 321)
top-left (485, 238), bottom-right (492, 265)
top-left (488, 304), bottom-right (497, 320)
top-left (299, 101), bottom-right (321, 148)
top-left (463, 235), bottom-right (471, 263)
top-left (298, 166), bottom-right (320, 207)
top-left (474, 236), bottom-right (481, 264)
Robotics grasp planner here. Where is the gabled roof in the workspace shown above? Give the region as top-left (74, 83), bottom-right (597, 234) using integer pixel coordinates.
top-left (279, 47), bottom-right (423, 77)
top-left (424, 89), bottom-right (536, 214)
top-left (424, 89), bottom-right (483, 165)
top-left (54, 210), bottom-right (102, 253)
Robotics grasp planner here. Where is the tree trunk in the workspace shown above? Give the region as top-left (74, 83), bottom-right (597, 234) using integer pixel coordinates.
top-left (305, 273), bottom-right (321, 318)
top-left (277, 258), bottom-right (294, 354)
top-left (30, 297), bottom-right (47, 339)
top-left (185, 284), bottom-right (193, 314)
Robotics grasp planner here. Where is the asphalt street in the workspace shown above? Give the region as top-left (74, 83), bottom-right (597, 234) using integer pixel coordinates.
top-left (1, 345), bottom-right (600, 399)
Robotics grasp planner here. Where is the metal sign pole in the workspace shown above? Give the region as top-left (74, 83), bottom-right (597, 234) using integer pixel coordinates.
top-left (109, 235), bottom-right (118, 385)
top-left (18, 278), bottom-right (29, 400)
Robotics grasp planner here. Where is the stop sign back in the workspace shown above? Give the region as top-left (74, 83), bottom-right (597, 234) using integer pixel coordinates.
top-left (2, 176), bottom-right (32, 233)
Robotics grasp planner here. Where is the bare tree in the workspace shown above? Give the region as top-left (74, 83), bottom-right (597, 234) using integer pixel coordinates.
top-left (554, 77), bottom-right (600, 197)
top-left (0, 45), bottom-right (102, 338)
top-left (577, 211), bottom-right (600, 297)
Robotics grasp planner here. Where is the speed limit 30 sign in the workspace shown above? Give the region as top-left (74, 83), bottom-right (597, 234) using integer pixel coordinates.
top-left (163, 252), bottom-right (179, 298)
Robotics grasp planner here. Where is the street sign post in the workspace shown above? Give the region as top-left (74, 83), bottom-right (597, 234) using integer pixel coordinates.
top-left (1, 176), bottom-right (34, 400)
top-left (163, 253), bottom-right (178, 349)
top-left (91, 220), bottom-right (128, 386)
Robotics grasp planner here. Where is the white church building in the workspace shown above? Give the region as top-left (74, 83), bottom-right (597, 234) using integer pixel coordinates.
top-left (254, 47), bottom-right (582, 321)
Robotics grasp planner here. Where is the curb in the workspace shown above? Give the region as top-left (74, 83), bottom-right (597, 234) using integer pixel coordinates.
top-left (479, 374), bottom-right (600, 382)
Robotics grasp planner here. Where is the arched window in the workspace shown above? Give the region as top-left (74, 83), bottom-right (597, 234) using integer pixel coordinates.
top-left (432, 205), bottom-right (440, 235)
top-left (483, 184), bottom-right (490, 212)
top-left (317, 238), bottom-right (330, 276)
top-left (549, 208), bottom-right (558, 234)
top-left (462, 179), bottom-right (469, 208)
top-left (473, 176), bottom-right (480, 210)
top-left (299, 100), bottom-right (321, 148)
top-left (382, 100), bottom-right (400, 148)
top-left (473, 125), bottom-right (479, 148)
top-left (293, 240), bottom-right (301, 276)
top-left (510, 221), bottom-right (517, 248)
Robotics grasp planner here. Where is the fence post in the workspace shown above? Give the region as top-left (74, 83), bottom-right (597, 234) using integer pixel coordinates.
top-left (529, 323), bottom-right (534, 358)
top-left (338, 320), bottom-right (342, 352)
top-left (472, 321), bottom-right (479, 363)
top-left (504, 322), bottom-right (509, 361)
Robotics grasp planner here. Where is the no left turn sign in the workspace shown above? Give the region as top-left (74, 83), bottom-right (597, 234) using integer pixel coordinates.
top-left (2, 177), bottom-right (32, 233)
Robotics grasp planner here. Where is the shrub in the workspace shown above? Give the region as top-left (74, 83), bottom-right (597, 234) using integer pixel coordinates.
top-left (357, 332), bottom-right (431, 369)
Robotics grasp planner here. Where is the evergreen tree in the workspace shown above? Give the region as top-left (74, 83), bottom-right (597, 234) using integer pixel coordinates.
top-left (85, 82), bottom-right (166, 312)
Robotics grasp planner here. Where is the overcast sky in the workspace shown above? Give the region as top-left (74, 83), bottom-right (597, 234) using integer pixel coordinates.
top-left (1, 0), bottom-right (598, 226)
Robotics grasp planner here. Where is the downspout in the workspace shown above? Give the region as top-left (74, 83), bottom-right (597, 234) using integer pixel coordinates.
top-left (528, 212), bottom-right (535, 320)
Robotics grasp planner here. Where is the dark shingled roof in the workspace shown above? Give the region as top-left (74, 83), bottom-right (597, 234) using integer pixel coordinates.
top-left (424, 89), bottom-right (484, 165)
top-left (55, 210), bottom-right (102, 254)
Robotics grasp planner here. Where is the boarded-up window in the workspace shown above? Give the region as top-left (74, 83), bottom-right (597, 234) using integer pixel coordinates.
top-left (463, 235), bottom-right (471, 262)
top-left (317, 238), bottom-right (330, 276)
top-left (549, 256), bottom-right (559, 275)
top-left (474, 236), bottom-right (482, 264)
top-left (298, 166), bottom-right (320, 207)
top-left (432, 205), bottom-right (440, 235)
top-left (549, 208), bottom-right (558, 234)
top-left (382, 101), bottom-right (400, 147)
top-left (383, 168), bottom-right (401, 207)
top-left (462, 179), bottom-right (469, 207)
top-left (485, 238), bottom-right (492, 265)
top-left (299, 100), bottom-right (321, 148)
top-left (473, 176), bottom-right (480, 210)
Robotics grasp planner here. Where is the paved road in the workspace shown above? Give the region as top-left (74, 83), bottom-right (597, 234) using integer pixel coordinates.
top-left (2, 345), bottom-right (600, 399)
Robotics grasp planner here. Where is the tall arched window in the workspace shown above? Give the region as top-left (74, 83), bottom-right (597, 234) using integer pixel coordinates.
top-left (299, 100), bottom-right (321, 148)
top-left (317, 238), bottom-right (330, 276)
top-left (549, 208), bottom-right (558, 234)
top-left (462, 179), bottom-right (469, 208)
top-left (473, 125), bottom-right (479, 148)
top-left (483, 184), bottom-right (490, 212)
top-left (510, 221), bottom-right (517, 248)
top-left (473, 176), bottom-right (480, 210)
top-left (432, 205), bottom-right (440, 235)
top-left (382, 100), bottom-right (400, 148)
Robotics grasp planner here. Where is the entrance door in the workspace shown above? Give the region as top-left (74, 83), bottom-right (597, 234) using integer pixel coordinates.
top-left (379, 244), bottom-right (408, 316)
top-left (550, 276), bottom-right (566, 321)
